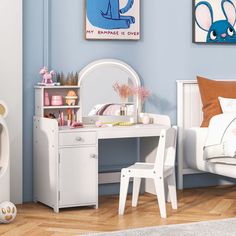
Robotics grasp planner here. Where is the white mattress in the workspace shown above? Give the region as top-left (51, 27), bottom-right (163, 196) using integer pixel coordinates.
top-left (184, 127), bottom-right (236, 178)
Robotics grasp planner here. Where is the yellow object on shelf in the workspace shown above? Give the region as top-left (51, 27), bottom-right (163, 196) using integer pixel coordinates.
top-left (65, 90), bottom-right (78, 106)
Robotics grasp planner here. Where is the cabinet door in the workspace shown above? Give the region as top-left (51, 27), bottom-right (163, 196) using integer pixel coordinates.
top-left (59, 147), bottom-right (97, 207)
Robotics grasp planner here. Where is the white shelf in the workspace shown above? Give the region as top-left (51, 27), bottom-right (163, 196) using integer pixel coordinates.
top-left (44, 105), bottom-right (80, 109)
top-left (35, 85), bottom-right (80, 89)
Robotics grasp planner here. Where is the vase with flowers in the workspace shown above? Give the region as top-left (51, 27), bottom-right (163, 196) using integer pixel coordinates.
top-left (134, 86), bottom-right (150, 123)
top-left (113, 82), bottom-right (133, 116)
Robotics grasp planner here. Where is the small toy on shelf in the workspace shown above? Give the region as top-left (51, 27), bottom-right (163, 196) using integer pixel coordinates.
top-left (65, 90), bottom-right (78, 106)
top-left (58, 110), bottom-right (65, 126)
top-left (51, 95), bottom-right (63, 106)
top-left (38, 66), bottom-right (56, 86)
top-left (44, 92), bottom-right (50, 106)
top-left (45, 113), bottom-right (56, 119)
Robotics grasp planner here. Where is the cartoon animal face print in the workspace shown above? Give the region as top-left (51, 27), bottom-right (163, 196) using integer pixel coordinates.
top-left (0, 201), bottom-right (17, 224)
top-left (195, 0), bottom-right (236, 43)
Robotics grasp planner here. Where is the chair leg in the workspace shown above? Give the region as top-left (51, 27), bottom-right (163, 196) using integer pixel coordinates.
top-left (132, 177), bottom-right (141, 207)
top-left (154, 178), bottom-right (167, 218)
top-left (119, 172), bottom-right (130, 215)
top-left (165, 179), bottom-right (171, 203)
top-left (167, 173), bottom-right (178, 210)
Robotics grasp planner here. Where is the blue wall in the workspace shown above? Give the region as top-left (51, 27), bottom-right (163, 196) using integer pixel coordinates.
top-left (23, 0), bottom-right (236, 202)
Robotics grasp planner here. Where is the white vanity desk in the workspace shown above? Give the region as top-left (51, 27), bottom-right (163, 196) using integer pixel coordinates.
top-left (34, 118), bottom-right (168, 213)
top-left (33, 59), bottom-right (168, 212)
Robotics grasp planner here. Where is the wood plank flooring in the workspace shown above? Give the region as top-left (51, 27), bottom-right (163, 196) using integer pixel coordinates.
top-left (1, 185), bottom-right (236, 236)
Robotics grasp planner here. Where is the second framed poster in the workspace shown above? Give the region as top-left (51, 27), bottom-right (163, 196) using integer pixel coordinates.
top-left (85, 0), bottom-right (140, 40)
top-left (194, 0), bottom-right (236, 43)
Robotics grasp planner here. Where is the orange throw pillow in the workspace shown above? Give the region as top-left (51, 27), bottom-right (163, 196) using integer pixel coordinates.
top-left (197, 76), bottom-right (236, 127)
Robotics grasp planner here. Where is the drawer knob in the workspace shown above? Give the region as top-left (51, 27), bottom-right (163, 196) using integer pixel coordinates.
top-left (75, 137), bottom-right (82, 142)
top-left (90, 154), bottom-right (96, 158)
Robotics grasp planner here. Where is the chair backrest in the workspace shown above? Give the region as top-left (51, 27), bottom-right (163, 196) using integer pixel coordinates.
top-left (140, 113), bottom-right (171, 127)
top-left (154, 126), bottom-right (177, 175)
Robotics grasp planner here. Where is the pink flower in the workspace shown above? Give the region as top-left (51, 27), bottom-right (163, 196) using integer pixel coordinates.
top-left (113, 82), bottom-right (133, 100)
top-left (135, 86), bottom-right (150, 104)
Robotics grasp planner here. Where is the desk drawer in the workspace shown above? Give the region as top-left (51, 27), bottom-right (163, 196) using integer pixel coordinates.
top-left (59, 132), bottom-right (96, 146)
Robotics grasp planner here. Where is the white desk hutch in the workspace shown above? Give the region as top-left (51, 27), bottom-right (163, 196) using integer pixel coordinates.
top-left (33, 59), bottom-right (169, 212)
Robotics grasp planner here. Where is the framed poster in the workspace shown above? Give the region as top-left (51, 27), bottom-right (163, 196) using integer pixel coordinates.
top-left (85, 0), bottom-right (140, 40)
top-left (194, 0), bottom-right (236, 43)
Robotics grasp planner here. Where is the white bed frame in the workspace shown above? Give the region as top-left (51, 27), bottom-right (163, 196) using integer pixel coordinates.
top-left (177, 80), bottom-right (203, 189)
top-left (177, 80), bottom-right (236, 190)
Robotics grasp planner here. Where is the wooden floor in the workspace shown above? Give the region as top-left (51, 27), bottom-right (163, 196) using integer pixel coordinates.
top-left (1, 185), bottom-right (236, 236)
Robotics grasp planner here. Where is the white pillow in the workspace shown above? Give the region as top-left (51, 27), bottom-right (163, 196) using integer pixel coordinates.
top-left (218, 97), bottom-right (236, 113)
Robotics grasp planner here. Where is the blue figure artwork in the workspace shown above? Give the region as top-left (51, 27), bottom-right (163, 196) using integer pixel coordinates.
top-left (86, 0), bottom-right (135, 29)
top-left (195, 0), bottom-right (236, 43)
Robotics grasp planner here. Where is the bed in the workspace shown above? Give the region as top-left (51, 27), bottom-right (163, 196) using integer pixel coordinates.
top-left (177, 80), bottom-right (236, 190)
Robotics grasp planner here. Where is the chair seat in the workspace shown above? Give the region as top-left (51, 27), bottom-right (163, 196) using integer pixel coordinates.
top-left (124, 162), bottom-right (174, 178)
top-left (129, 162), bottom-right (154, 170)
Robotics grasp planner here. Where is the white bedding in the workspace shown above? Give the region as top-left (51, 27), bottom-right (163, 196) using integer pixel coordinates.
top-left (184, 127), bottom-right (236, 178)
top-left (204, 113), bottom-right (236, 162)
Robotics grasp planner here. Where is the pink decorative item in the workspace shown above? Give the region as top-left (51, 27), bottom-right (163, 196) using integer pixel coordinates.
top-left (60, 112), bottom-right (64, 126)
top-left (39, 66), bottom-right (56, 85)
top-left (134, 86), bottom-right (150, 104)
top-left (70, 122), bottom-right (83, 129)
top-left (51, 95), bottom-right (63, 106)
top-left (113, 82), bottom-right (134, 116)
top-left (95, 120), bottom-right (103, 127)
top-left (44, 92), bottom-right (50, 106)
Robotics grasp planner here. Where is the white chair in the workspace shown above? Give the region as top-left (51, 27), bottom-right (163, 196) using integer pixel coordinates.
top-left (118, 126), bottom-right (177, 218)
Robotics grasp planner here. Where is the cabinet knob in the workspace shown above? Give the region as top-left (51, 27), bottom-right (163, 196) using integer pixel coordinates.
top-left (90, 154), bottom-right (96, 158)
top-left (75, 137), bottom-right (82, 142)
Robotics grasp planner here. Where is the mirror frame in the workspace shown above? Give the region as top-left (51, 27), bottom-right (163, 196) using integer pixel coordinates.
top-left (78, 59), bottom-right (141, 124)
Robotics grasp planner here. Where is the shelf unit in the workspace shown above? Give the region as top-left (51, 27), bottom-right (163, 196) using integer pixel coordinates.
top-left (34, 85), bottom-right (98, 212)
top-left (35, 85), bottom-right (80, 122)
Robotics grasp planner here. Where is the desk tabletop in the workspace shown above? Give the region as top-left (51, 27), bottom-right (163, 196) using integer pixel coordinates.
top-left (59, 124), bottom-right (169, 139)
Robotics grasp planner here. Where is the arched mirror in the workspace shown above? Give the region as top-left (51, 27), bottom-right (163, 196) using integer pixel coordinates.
top-left (78, 59), bottom-right (141, 124)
